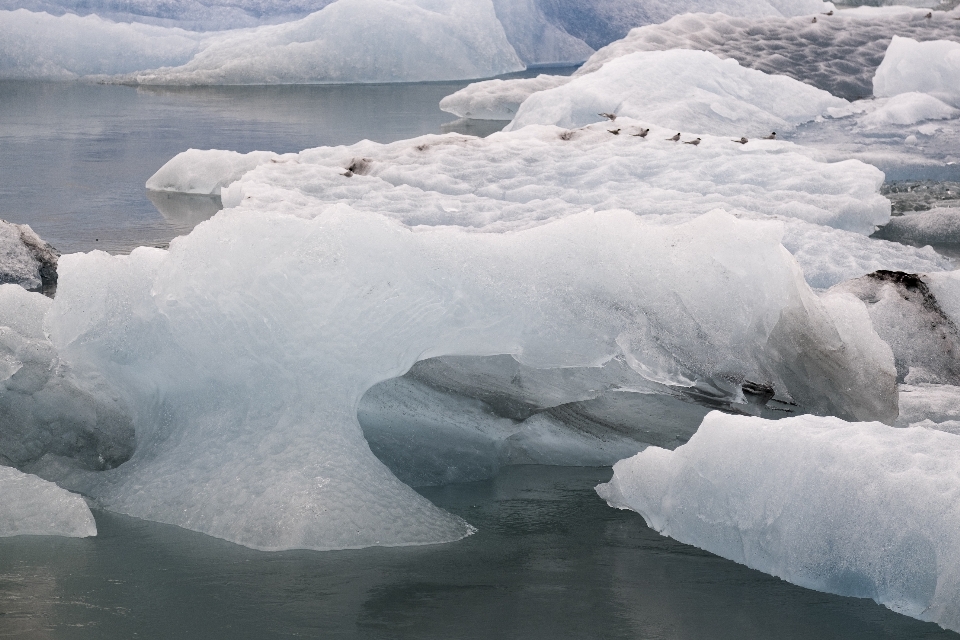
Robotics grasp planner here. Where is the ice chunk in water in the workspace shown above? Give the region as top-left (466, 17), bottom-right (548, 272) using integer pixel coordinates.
top-left (0, 465), bottom-right (96, 538)
top-left (41, 208), bottom-right (895, 550)
top-left (0, 219), bottom-right (58, 293)
top-left (505, 50), bottom-right (848, 137)
top-left (874, 37), bottom-right (960, 108)
top-left (597, 411), bottom-right (960, 634)
top-left (440, 74), bottom-right (571, 120)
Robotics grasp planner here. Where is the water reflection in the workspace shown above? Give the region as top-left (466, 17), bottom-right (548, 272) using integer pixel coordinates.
top-left (145, 190), bottom-right (222, 232)
top-left (0, 466), bottom-right (952, 639)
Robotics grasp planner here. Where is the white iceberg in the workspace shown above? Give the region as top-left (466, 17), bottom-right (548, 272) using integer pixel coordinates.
top-left (597, 411), bottom-right (960, 634)
top-left (0, 0), bottom-right (526, 83)
top-left (440, 74), bottom-right (571, 120)
top-left (504, 50), bottom-right (848, 137)
top-left (874, 36), bottom-right (960, 108)
top-left (39, 206), bottom-right (896, 550)
top-left (0, 465), bottom-right (96, 538)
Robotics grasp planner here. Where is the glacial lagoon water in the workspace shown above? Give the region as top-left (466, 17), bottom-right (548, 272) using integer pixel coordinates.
top-left (1, 466), bottom-right (955, 640)
top-left (1, 77), bottom-right (958, 639)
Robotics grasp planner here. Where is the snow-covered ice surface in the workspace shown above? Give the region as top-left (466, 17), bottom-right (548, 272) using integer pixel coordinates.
top-left (597, 411), bottom-right (960, 634)
top-left (505, 49), bottom-right (847, 136)
top-left (444, 8), bottom-right (960, 120)
top-left (0, 465), bottom-right (96, 538)
top-left (150, 124), bottom-right (954, 288)
top-left (34, 202), bottom-right (900, 551)
top-left (440, 74), bottom-right (572, 120)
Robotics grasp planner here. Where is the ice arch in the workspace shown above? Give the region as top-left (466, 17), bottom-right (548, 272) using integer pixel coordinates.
top-left (42, 207), bottom-right (894, 550)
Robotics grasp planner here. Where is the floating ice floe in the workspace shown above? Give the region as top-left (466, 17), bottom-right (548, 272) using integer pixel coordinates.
top-left (149, 123), bottom-right (954, 287)
top-left (874, 36), bottom-right (960, 108)
top-left (504, 49), bottom-right (848, 136)
top-left (0, 465), bottom-right (96, 538)
top-left (442, 8), bottom-right (960, 120)
top-left (597, 411), bottom-right (960, 634)
top-left (32, 205), bottom-right (899, 551)
top-left (0, 284), bottom-right (135, 472)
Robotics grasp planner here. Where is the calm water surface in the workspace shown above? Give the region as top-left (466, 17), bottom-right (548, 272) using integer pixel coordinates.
top-left (0, 78), bottom-right (526, 254)
top-left (1, 466), bottom-right (953, 640)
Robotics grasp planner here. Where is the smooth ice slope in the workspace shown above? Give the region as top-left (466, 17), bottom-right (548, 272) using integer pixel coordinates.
top-left (597, 412), bottom-right (960, 634)
top-left (440, 74), bottom-right (571, 120)
top-left (0, 0), bottom-right (525, 83)
top-left (0, 465), bottom-right (96, 538)
top-left (505, 50), bottom-right (847, 137)
top-left (874, 37), bottom-right (960, 108)
top-left (43, 208), bottom-right (896, 550)
top-left (0, 9), bottom-right (206, 80)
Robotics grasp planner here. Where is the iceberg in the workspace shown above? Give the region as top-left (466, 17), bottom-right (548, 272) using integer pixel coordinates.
top-left (504, 49), bottom-right (848, 136)
top-left (597, 411), bottom-right (960, 634)
top-left (34, 205), bottom-right (897, 551)
top-left (0, 465), bottom-right (96, 538)
top-left (874, 36), bottom-right (960, 108)
top-left (0, 0), bottom-right (525, 83)
top-left (0, 284), bottom-right (135, 471)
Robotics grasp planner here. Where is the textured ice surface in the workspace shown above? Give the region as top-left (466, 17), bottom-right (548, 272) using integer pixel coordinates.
top-left (0, 9), bottom-right (207, 79)
top-left (165, 125), bottom-right (889, 235)
top-left (0, 285), bottom-right (135, 471)
top-left (875, 37), bottom-right (960, 107)
top-left (40, 207), bottom-right (896, 550)
top-left (897, 383), bottom-right (960, 432)
top-left (153, 126), bottom-right (955, 286)
top-left (597, 411), bottom-right (960, 634)
top-left (834, 271), bottom-right (960, 385)
top-left (1, 0), bottom-right (525, 83)
top-left (440, 74), bottom-right (571, 120)
top-left (146, 149), bottom-right (289, 195)
top-left (0, 220), bottom-right (58, 292)
top-left (576, 9), bottom-right (960, 100)
top-left (505, 50), bottom-right (847, 137)
top-left (0, 465), bottom-right (96, 538)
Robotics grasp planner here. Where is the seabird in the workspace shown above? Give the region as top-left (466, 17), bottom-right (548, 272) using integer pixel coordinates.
top-left (683, 138), bottom-right (701, 146)
top-left (823, 10), bottom-right (833, 15)
top-left (609, 128), bottom-right (621, 135)
top-left (925, 11), bottom-right (932, 18)
top-left (762, 132), bottom-right (777, 140)
top-left (811, 16), bottom-right (817, 23)
top-left (599, 112), bottom-right (617, 121)
top-left (667, 133), bottom-right (681, 141)
top-left (631, 128), bottom-right (650, 138)
top-left (732, 137), bottom-right (748, 144)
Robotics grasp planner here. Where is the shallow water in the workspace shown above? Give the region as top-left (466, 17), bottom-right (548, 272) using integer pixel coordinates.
top-left (0, 465), bottom-right (953, 639)
top-left (0, 78), bottom-right (527, 255)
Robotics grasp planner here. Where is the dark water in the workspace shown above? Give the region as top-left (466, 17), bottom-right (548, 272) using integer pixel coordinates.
top-left (0, 465), bottom-right (953, 640)
top-left (0, 78), bottom-right (526, 255)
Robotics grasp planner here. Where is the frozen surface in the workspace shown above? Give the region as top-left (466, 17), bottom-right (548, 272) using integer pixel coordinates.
top-left (167, 125), bottom-right (889, 235)
top-left (440, 74), bottom-right (571, 120)
top-left (0, 465), bottom-right (96, 538)
top-left (576, 10), bottom-right (960, 100)
top-left (152, 126), bottom-right (954, 287)
top-left (506, 50), bottom-right (847, 137)
top-left (0, 9), bottom-right (207, 80)
top-left (1, 0), bottom-right (526, 83)
top-left (489, 0), bottom-right (594, 66)
top-left (0, 285), bottom-right (135, 471)
top-left (0, 220), bottom-right (58, 292)
top-left (874, 37), bottom-right (960, 107)
top-left (146, 149), bottom-right (290, 195)
top-left (897, 384), bottom-right (960, 432)
top-left (597, 411), bottom-right (960, 634)
top-left (39, 206), bottom-right (896, 550)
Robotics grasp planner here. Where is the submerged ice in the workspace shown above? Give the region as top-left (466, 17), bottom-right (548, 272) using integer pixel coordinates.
top-left (597, 411), bottom-right (960, 634)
